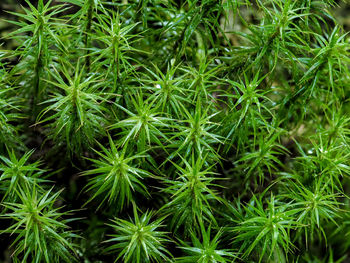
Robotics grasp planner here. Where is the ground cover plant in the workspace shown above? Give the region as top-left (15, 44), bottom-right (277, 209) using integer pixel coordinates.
top-left (0, 0), bottom-right (350, 262)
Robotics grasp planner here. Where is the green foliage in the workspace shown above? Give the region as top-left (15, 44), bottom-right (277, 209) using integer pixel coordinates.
top-left (177, 221), bottom-right (237, 263)
top-left (0, 87), bottom-right (23, 150)
top-left (5, 0), bottom-right (67, 108)
top-left (1, 187), bottom-right (79, 263)
top-left (104, 204), bottom-right (172, 263)
top-left (286, 179), bottom-right (342, 246)
top-left (110, 93), bottom-right (171, 152)
top-left (223, 72), bottom-right (274, 153)
top-left (0, 150), bottom-right (46, 200)
top-left (83, 136), bottom-right (150, 210)
top-left (168, 100), bottom-right (223, 163)
top-left (90, 12), bottom-right (143, 91)
top-left (160, 155), bottom-right (222, 233)
top-left (37, 61), bottom-right (110, 155)
top-left (142, 63), bottom-right (191, 118)
top-left (0, 0), bottom-right (350, 262)
top-left (230, 194), bottom-right (299, 262)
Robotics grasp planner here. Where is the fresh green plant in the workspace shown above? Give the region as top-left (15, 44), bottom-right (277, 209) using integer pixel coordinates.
top-left (90, 12), bottom-right (143, 92)
top-left (0, 86), bottom-right (23, 151)
top-left (83, 135), bottom-right (150, 210)
top-left (285, 179), bottom-right (342, 247)
top-left (0, 0), bottom-right (350, 262)
top-left (229, 194), bottom-right (299, 262)
top-left (104, 204), bottom-right (172, 263)
top-left (37, 61), bottom-right (111, 155)
top-left (109, 93), bottom-right (171, 152)
top-left (167, 100), bottom-right (223, 163)
top-left (1, 187), bottom-right (79, 262)
top-left (176, 220), bottom-right (237, 263)
top-left (142, 63), bottom-right (191, 118)
top-left (5, 0), bottom-right (67, 111)
top-left (160, 155), bottom-right (222, 233)
top-left (0, 150), bottom-right (46, 200)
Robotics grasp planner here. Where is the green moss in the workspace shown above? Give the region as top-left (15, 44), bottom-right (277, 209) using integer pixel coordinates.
top-left (0, 0), bottom-right (349, 262)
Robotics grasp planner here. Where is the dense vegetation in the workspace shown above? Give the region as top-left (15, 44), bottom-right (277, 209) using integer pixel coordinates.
top-left (0, 0), bottom-right (350, 262)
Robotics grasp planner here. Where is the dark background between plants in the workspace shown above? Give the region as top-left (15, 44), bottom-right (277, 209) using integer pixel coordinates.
top-left (1, 0), bottom-right (350, 262)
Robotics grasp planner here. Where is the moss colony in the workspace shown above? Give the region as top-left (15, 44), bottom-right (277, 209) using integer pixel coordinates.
top-left (0, 0), bottom-right (350, 262)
